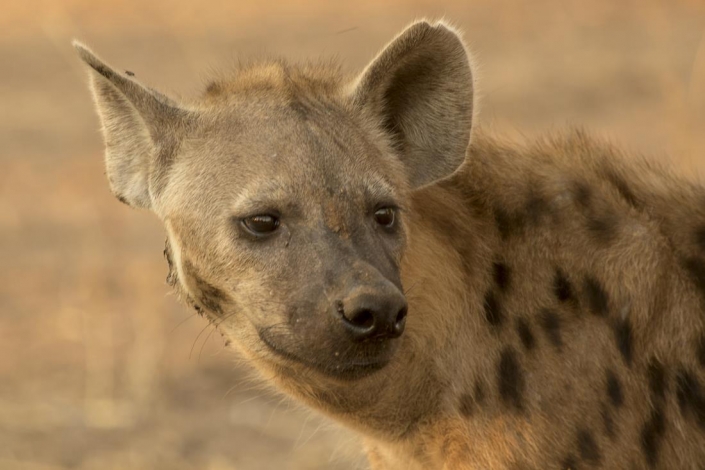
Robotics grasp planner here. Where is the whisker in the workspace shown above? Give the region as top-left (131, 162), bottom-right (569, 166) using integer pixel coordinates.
top-left (403, 280), bottom-right (420, 295)
top-left (169, 312), bottom-right (198, 334)
top-left (189, 319), bottom-right (216, 360)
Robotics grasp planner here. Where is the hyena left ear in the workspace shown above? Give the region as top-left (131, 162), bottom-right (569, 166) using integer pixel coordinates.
top-left (73, 41), bottom-right (192, 209)
top-left (351, 21), bottom-right (474, 188)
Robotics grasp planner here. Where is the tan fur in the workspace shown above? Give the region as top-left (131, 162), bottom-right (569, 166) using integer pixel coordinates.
top-left (75, 20), bottom-right (705, 469)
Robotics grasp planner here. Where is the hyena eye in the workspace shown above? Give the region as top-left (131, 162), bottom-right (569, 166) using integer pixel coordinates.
top-left (242, 214), bottom-right (280, 236)
top-left (374, 207), bottom-right (396, 229)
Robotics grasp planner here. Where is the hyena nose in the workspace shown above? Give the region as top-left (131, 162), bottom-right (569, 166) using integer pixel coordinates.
top-left (337, 289), bottom-right (408, 341)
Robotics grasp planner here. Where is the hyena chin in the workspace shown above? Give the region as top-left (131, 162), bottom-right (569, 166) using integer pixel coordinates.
top-left (76, 20), bottom-right (705, 470)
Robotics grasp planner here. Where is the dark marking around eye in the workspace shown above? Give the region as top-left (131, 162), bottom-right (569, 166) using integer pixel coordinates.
top-left (516, 318), bottom-right (536, 351)
top-left (493, 262), bottom-right (511, 292)
top-left (484, 291), bottom-right (503, 327)
top-left (583, 276), bottom-right (609, 317)
top-left (683, 257), bottom-right (705, 301)
top-left (540, 309), bottom-right (563, 349)
top-left (497, 347), bottom-right (525, 412)
top-left (614, 319), bottom-right (633, 366)
top-left (554, 269), bottom-right (577, 306)
top-left (606, 369), bottom-right (624, 408)
top-left (577, 429), bottom-right (601, 466)
top-left (676, 369), bottom-right (705, 430)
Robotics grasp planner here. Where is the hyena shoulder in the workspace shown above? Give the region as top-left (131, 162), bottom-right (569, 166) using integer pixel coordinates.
top-left (398, 130), bottom-right (705, 469)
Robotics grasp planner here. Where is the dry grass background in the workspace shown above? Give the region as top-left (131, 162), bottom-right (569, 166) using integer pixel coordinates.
top-left (2, 1), bottom-right (705, 469)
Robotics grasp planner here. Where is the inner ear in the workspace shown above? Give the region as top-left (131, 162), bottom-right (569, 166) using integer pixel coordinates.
top-left (74, 41), bottom-right (192, 210)
top-left (352, 21), bottom-right (474, 189)
top-left (381, 52), bottom-right (447, 154)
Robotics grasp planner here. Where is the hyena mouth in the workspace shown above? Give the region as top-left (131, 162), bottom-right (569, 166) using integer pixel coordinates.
top-left (256, 328), bottom-right (391, 381)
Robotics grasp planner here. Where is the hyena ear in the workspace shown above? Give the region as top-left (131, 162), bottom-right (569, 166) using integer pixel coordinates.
top-left (351, 21), bottom-right (474, 188)
top-left (73, 41), bottom-right (191, 209)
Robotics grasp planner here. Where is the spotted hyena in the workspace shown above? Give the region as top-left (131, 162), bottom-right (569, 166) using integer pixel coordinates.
top-left (74, 20), bottom-right (705, 469)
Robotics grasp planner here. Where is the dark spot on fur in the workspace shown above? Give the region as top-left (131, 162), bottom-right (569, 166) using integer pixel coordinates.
top-left (195, 279), bottom-right (226, 314)
top-left (493, 262), bottom-right (511, 292)
top-left (497, 347), bottom-right (525, 412)
top-left (606, 172), bottom-right (641, 209)
top-left (576, 429), bottom-right (601, 466)
top-left (614, 321), bottom-right (634, 365)
top-left (606, 369), bottom-right (624, 407)
top-left (640, 408), bottom-right (666, 467)
top-left (183, 260), bottom-right (228, 315)
top-left (697, 335), bottom-right (705, 369)
top-left (474, 380), bottom-right (486, 406)
top-left (458, 393), bottom-right (474, 417)
top-left (614, 319), bottom-right (633, 366)
top-left (115, 194), bottom-right (130, 206)
top-left (583, 276), bottom-right (609, 317)
top-left (683, 257), bottom-right (705, 301)
top-left (574, 182), bottom-right (592, 208)
top-left (205, 81), bottom-right (222, 95)
top-left (484, 291), bottom-right (503, 327)
top-left (695, 226), bottom-right (705, 252)
top-left (554, 269), bottom-right (577, 307)
top-left (525, 187), bottom-right (551, 225)
top-left (540, 309), bottom-right (563, 349)
top-left (495, 207), bottom-right (525, 240)
top-left (289, 100), bottom-right (310, 120)
top-left (124, 70), bottom-right (135, 77)
top-left (562, 454), bottom-right (579, 470)
top-left (587, 212), bottom-right (618, 244)
top-left (647, 360), bottom-right (667, 401)
top-left (601, 405), bottom-right (616, 440)
top-left (676, 369), bottom-right (705, 430)
top-left (516, 318), bottom-right (536, 351)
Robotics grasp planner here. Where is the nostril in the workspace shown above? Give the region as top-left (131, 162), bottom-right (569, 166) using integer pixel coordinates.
top-left (395, 306), bottom-right (408, 325)
top-left (394, 306), bottom-right (408, 333)
top-left (346, 308), bottom-right (375, 330)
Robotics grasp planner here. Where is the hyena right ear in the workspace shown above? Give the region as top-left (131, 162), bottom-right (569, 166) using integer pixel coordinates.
top-left (73, 41), bottom-right (191, 209)
top-left (351, 21), bottom-right (474, 189)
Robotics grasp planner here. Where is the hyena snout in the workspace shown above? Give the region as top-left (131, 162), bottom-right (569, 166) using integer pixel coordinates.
top-left (336, 284), bottom-right (408, 342)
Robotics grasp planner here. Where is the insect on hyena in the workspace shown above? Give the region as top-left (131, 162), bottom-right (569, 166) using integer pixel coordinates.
top-left (74, 20), bottom-right (705, 469)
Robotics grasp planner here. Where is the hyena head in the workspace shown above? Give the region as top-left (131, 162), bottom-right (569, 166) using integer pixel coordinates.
top-left (75, 21), bottom-right (473, 383)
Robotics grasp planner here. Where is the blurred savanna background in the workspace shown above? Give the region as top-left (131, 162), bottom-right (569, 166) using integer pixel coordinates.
top-left (3, 0), bottom-right (705, 469)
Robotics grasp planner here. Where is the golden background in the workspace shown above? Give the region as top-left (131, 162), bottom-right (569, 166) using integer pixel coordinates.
top-left (3, 1), bottom-right (705, 469)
